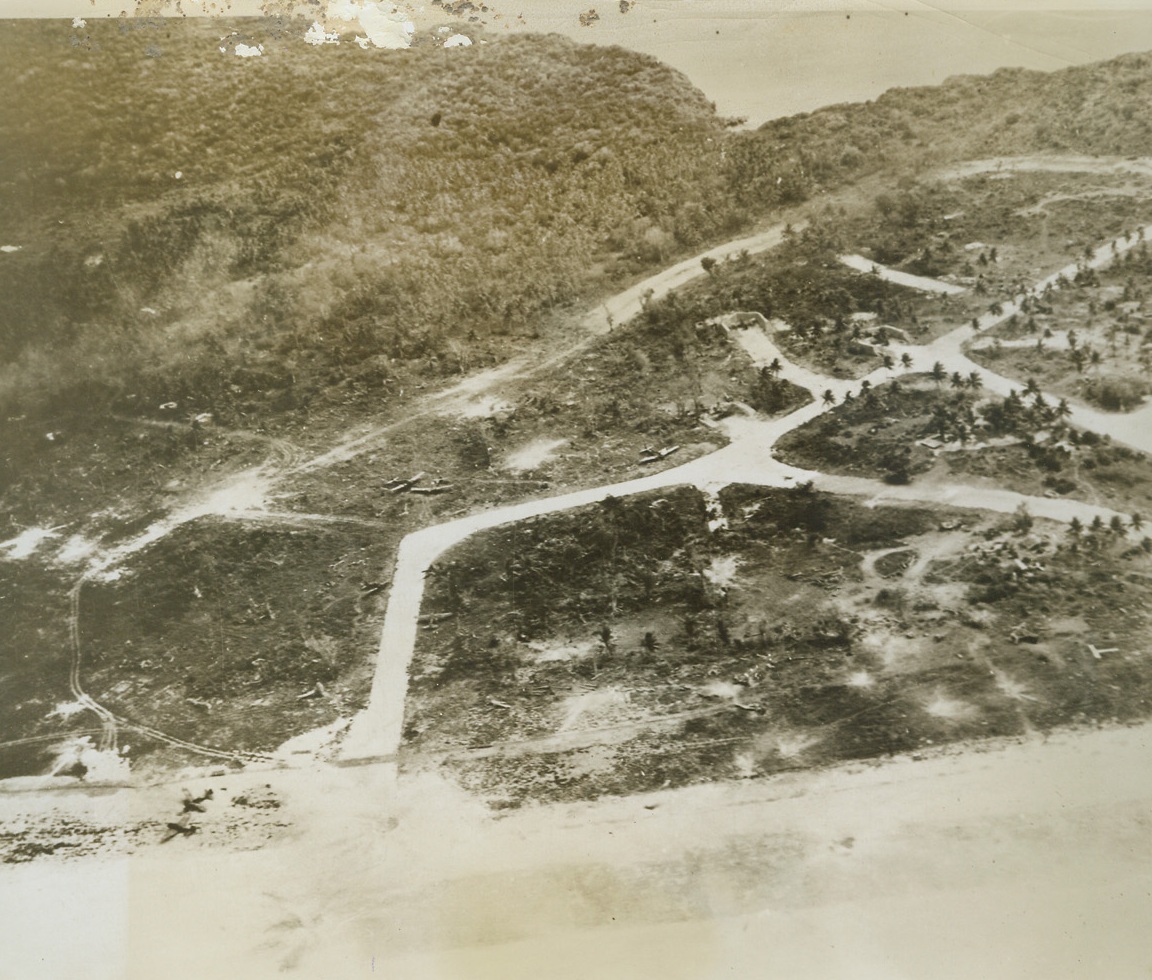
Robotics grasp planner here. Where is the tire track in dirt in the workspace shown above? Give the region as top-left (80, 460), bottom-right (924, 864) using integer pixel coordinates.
top-left (66, 575), bottom-right (275, 767)
top-left (67, 579), bottom-right (119, 753)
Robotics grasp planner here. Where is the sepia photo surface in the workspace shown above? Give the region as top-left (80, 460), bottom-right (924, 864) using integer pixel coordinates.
top-left (3, 2), bottom-right (1152, 977)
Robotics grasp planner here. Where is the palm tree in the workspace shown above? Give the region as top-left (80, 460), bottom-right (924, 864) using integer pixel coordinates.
top-left (967, 371), bottom-right (983, 390)
top-left (822, 389), bottom-right (836, 407)
top-left (768, 356), bottom-right (782, 379)
top-left (1069, 516), bottom-right (1083, 538)
top-left (900, 352), bottom-right (913, 370)
top-left (882, 353), bottom-right (895, 371)
top-left (1024, 377), bottom-right (1041, 398)
top-left (1132, 512), bottom-right (1145, 533)
top-left (930, 361), bottom-right (946, 387)
top-left (931, 405), bottom-right (952, 440)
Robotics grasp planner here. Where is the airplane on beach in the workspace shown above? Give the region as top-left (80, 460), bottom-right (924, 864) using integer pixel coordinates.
top-left (181, 788), bottom-right (214, 813)
top-left (161, 814), bottom-right (199, 843)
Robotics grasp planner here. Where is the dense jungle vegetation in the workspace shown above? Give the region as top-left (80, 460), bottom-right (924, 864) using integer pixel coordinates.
top-left (734, 49), bottom-right (1152, 206)
top-left (4, 19), bottom-right (1152, 427)
top-left (0, 18), bottom-right (756, 420)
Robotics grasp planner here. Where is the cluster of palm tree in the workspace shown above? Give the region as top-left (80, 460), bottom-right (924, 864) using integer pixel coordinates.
top-left (902, 366), bottom-right (1080, 448)
top-left (980, 380), bottom-right (1073, 439)
top-left (1065, 328), bottom-right (1105, 374)
top-left (1066, 510), bottom-right (1148, 551)
top-left (926, 399), bottom-right (980, 444)
top-left (752, 361), bottom-right (805, 414)
top-left (928, 360), bottom-right (984, 392)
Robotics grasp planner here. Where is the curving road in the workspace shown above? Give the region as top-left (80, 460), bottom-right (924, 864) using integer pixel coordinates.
top-left (581, 221), bottom-right (806, 334)
top-left (42, 218), bottom-right (812, 775)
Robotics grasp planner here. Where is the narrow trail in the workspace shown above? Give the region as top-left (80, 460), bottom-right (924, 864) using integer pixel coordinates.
top-left (416, 703), bottom-right (742, 764)
top-left (224, 509), bottom-right (390, 531)
top-left (67, 579), bottom-right (118, 753)
top-left (859, 545), bottom-right (913, 578)
top-left (109, 414), bottom-right (308, 468)
top-left (65, 575), bottom-right (274, 767)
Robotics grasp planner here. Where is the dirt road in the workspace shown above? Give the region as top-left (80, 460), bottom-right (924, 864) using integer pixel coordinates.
top-left (44, 191), bottom-right (1149, 771)
top-left (941, 154), bottom-right (1152, 180)
top-left (342, 303), bottom-right (1142, 763)
top-left (581, 221), bottom-right (804, 334)
top-left (901, 222), bottom-right (1152, 454)
top-left (839, 254), bottom-right (967, 295)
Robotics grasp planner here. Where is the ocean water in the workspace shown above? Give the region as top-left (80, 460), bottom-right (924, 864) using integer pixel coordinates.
top-left (4, 2), bottom-right (1152, 126)
top-left (516, 3), bottom-right (1152, 125)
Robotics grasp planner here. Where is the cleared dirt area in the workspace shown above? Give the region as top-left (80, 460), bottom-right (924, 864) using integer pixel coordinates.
top-left (401, 484), bottom-right (1152, 807)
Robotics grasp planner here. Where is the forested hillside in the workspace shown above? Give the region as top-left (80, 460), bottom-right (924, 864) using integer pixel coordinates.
top-left (5, 21), bottom-right (1152, 427)
top-left (0, 18), bottom-right (755, 420)
top-left (730, 51), bottom-right (1152, 211)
